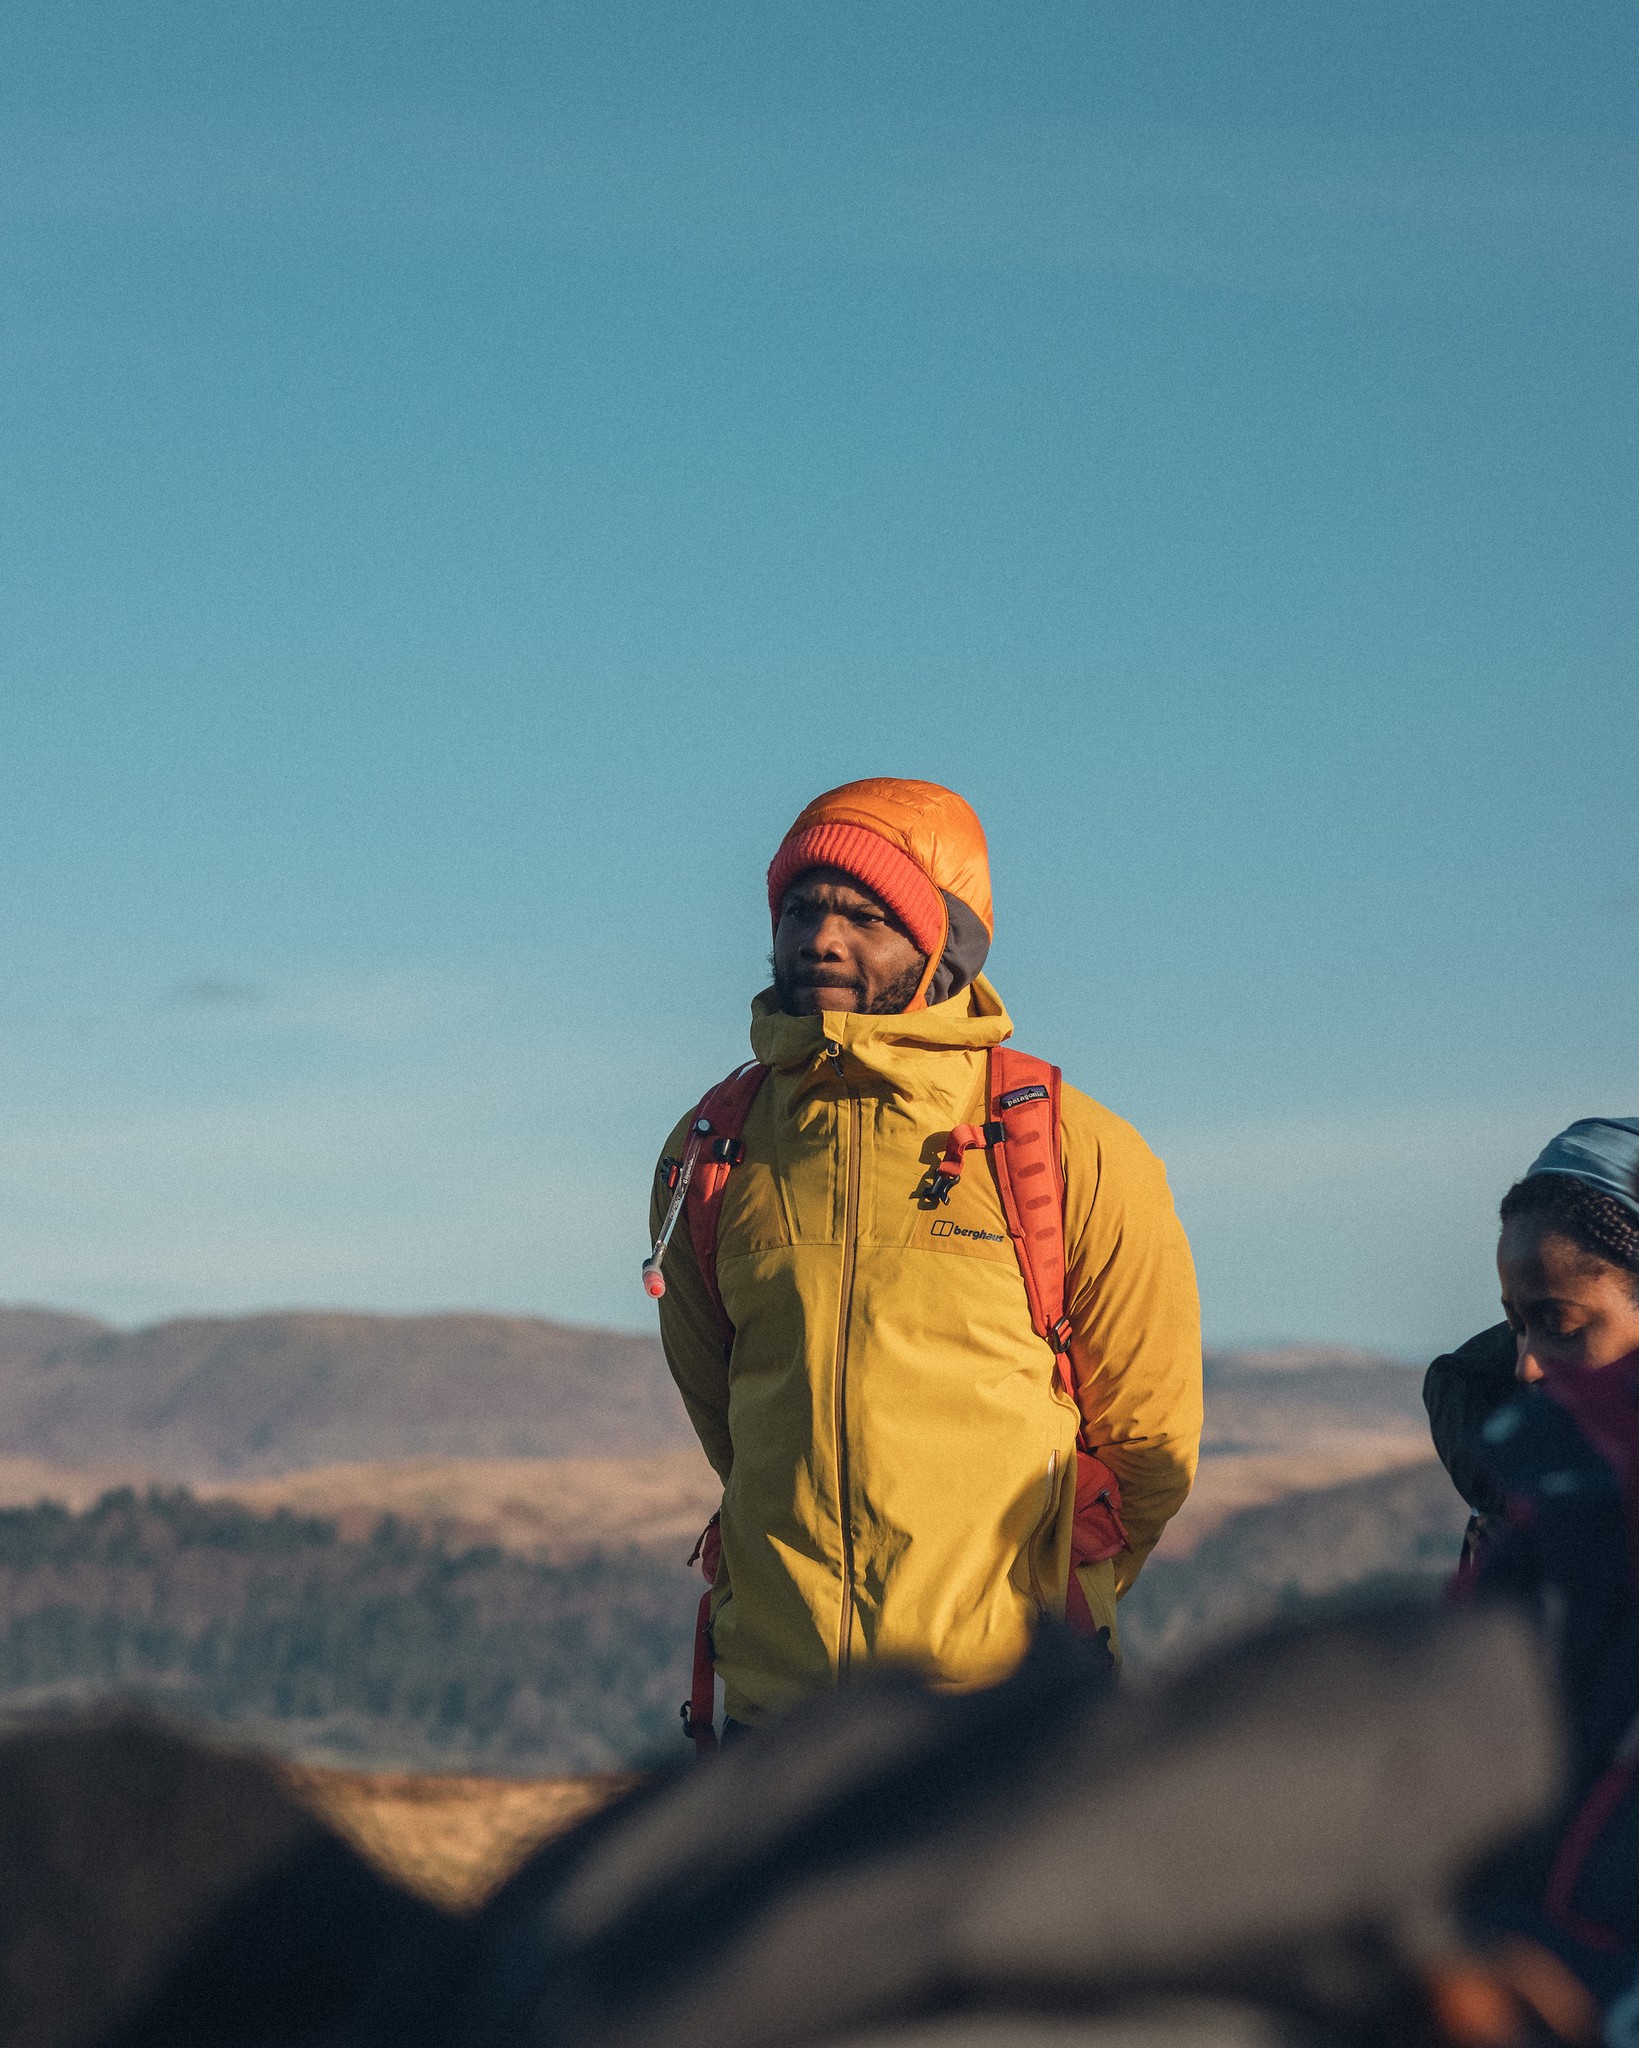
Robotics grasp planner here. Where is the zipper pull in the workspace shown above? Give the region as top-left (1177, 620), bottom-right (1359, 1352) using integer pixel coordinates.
top-left (825, 1038), bottom-right (846, 1081)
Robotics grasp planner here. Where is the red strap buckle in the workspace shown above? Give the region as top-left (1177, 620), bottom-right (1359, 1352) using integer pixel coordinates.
top-left (926, 1122), bottom-right (1000, 1208)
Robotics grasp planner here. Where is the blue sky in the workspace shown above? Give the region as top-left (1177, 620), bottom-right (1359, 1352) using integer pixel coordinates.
top-left (2, 1), bottom-right (1635, 1353)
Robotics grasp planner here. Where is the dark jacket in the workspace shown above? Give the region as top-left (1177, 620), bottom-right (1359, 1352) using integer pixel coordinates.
top-left (1468, 1363), bottom-right (1639, 1962)
top-left (1423, 1321), bottom-right (1517, 1517)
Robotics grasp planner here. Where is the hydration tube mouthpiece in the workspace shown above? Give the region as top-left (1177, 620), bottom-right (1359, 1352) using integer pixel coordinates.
top-left (643, 1123), bottom-right (710, 1301)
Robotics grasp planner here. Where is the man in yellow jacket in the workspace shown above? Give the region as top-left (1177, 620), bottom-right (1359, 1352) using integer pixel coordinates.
top-left (651, 778), bottom-right (1202, 1731)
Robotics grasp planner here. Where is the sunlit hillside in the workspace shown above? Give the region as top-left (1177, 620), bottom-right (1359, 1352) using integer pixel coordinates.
top-left (0, 1306), bottom-right (1465, 1772)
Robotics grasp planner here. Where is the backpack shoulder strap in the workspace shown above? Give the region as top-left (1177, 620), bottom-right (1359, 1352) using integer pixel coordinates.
top-left (643, 1062), bottom-right (768, 1325)
top-left (986, 1045), bottom-right (1071, 1372)
top-left (986, 1047), bottom-right (1130, 1599)
top-left (684, 1062), bottom-right (769, 1331)
top-left (663, 1063), bottom-right (766, 1762)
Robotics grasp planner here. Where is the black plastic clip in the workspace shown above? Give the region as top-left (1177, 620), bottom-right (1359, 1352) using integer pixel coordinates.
top-left (982, 1120), bottom-right (1006, 1146)
top-left (927, 1169), bottom-right (959, 1205)
top-left (659, 1157), bottom-right (682, 1193)
top-left (709, 1137), bottom-right (746, 1165)
top-left (1046, 1316), bottom-right (1074, 1354)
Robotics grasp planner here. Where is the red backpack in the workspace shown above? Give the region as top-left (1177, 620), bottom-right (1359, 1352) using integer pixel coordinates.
top-left (645, 1045), bottom-right (1130, 1756)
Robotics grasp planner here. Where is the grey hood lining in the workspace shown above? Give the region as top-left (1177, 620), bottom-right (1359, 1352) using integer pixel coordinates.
top-left (927, 892), bottom-right (991, 1005)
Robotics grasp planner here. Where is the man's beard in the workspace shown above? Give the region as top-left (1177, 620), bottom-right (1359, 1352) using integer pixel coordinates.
top-left (771, 956), bottom-right (926, 1017)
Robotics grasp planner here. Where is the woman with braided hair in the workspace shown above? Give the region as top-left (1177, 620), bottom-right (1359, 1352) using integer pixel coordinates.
top-left (1425, 1125), bottom-right (1639, 1533)
top-left (1432, 1119), bottom-right (1639, 2008)
top-left (1498, 1150), bottom-right (1639, 1379)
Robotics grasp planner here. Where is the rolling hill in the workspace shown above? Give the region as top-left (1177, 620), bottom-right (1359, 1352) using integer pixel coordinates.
top-left (1162, 1343), bottom-right (1435, 1554)
top-left (0, 1309), bottom-right (110, 1364)
top-left (0, 1310), bottom-right (694, 1476)
top-left (1119, 1458), bottom-right (1469, 1666)
top-left (205, 1449), bottom-right (723, 1561)
top-left (0, 1308), bottom-right (1444, 1558)
top-left (0, 1304), bottom-right (1448, 1562)
top-left (0, 1304), bottom-right (1472, 1765)
top-left (0, 1307), bottom-right (1432, 1480)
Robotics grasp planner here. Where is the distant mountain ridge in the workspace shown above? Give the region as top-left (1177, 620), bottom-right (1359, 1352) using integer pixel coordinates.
top-left (0, 1309), bottom-right (694, 1477)
top-left (1205, 1345), bottom-right (1410, 1376)
top-left (1198, 1345), bottom-right (1427, 1452)
top-left (0, 1308), bottom-right (111, 1363)
top-left (0, 1306), bottom-right (1433, 1497)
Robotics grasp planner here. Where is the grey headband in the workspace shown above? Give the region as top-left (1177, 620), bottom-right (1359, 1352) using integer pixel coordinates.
top-left (1523, 1117), bottom-right (1639, 1223)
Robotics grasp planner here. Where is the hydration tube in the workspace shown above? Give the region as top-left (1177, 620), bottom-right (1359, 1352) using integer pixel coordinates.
top-left (641, 1117), bottom-right (712, 1299)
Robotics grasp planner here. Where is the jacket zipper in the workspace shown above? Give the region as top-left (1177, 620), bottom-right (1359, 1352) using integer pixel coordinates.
top-left (1026, 1449), bottom-right (1061, 1612)
top-left (829, 1040), bottom-right (862, 1677)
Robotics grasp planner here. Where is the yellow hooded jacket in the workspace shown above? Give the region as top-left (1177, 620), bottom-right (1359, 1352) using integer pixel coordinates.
top-left (652, 785), bottom-right (1202, 1726)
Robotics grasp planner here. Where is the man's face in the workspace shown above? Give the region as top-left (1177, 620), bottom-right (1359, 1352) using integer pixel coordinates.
top-left (772, 867), bottom-right (928, 1016)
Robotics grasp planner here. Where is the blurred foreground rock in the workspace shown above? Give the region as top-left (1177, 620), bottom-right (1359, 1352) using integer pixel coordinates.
top-left (0, 1605), bottom-right (1563, 2048)
top-left (0, 1718), bottom-right (456, 2048)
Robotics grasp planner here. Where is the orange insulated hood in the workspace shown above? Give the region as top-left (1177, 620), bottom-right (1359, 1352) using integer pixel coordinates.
top-left (766, 778), bottom-right (994, 1006)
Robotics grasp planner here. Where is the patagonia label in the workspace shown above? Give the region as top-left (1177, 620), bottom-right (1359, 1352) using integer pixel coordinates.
top-left (998, 1084), bottom-right (1049, 1110)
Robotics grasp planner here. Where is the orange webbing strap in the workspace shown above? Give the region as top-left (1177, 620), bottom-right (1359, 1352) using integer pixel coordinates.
top-left (683, 1514), bottom-right (722, 1758)
top-left (928, 1122), bottom-right (998, 1204)
top-left (987, 1047), bottom-right (1131, 1621)
top-left (683, 1063), bottom-right (769, 1333)
top-left (987, 1046), bottom-right (1070, 1361)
